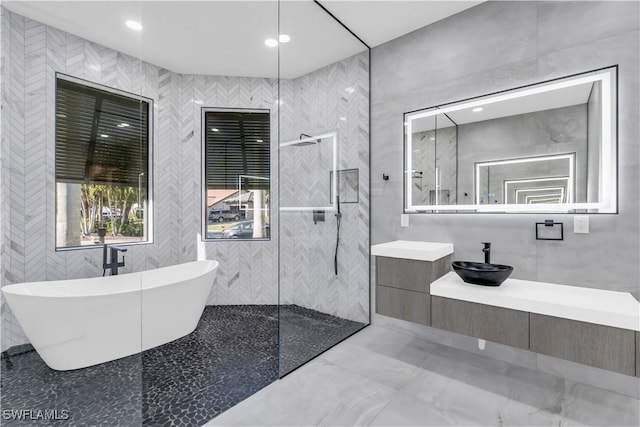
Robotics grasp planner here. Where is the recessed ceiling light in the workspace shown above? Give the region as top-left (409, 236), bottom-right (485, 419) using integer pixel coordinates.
top-left (193, 99), bottom-right (204, 105)
top-left (256, 139), bottom-right (263, 143)
top-left (211, 128), bottom-right (219, 132)
top-left (125, 20), bottom-right (143, 31)
top-left (117, 123), bottom-right (130, 128)
top-left (472, 107), bottom-right (483, 112)
top-left (278, 34), bottom-right (290, 43)
top-left (100, 134), bottom-right (109, 138)
top-left (264, 38), bottom-right (278, 47)
top-left (339, 117), bottom-right (347, 121)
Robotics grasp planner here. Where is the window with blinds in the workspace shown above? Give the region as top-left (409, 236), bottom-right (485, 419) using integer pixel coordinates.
top-left (55, 74), bottom-right (152, 249)
top-left (203, 109), bottom-right (270, 240)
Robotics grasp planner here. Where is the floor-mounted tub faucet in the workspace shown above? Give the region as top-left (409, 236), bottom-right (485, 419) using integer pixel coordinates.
top-left (482, 242), bottom-right (491, 264)
top-left (103, 244), bottom-right (127, 276)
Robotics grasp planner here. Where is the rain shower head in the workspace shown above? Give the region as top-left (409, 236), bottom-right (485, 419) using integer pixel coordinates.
top-left (280, 133), bottom-right (322, 147)
top-left (290, 140), bottom-right (317, 147)
top-left (296, 133), bottom-right (321, 146)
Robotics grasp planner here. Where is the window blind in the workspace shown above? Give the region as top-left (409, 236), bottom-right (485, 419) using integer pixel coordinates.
top-left (55, 76), bottom-right (149, 187)
top-left (204, 110), bottom-right (270, 190)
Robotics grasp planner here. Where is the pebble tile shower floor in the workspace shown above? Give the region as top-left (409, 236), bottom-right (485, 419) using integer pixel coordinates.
top-left (0, 305), bottom-right (365, 426)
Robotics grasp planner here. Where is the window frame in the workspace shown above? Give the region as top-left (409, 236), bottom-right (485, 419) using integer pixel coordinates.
top-left (201, 107), bottom-right (271, 242)
top-left (54, 73), bottom-right (154, 251)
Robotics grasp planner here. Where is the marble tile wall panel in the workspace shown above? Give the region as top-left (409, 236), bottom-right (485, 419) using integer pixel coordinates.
top-left (371, 1), bottom-right (640, 298)
top-left (181, 74), bottom-right (280, 306)
top-left (280, 52), bottom-right (369, 323)
top-left (0, 5), bottom-right (5, 346)
top-left (2, 9), bottom-right (29, 348)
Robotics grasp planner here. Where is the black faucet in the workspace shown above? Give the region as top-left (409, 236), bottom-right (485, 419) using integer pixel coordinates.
top-left (481, 242), bottom-right (491, 264)
top-left (103, 244), bottom-right (128, 276)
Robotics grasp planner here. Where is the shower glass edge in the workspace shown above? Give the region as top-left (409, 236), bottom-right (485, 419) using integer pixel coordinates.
top-left (277, 0), bottom-right (371, 378)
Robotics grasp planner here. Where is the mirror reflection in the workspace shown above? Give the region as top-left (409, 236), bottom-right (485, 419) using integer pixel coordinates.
top-left (405, 66), bottom-right (617, 213)
top-left (476, 153), bottom-right (574, 205)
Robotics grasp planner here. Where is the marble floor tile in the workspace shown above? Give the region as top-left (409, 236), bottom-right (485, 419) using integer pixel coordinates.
top-left (395, 371), bottom-right (516, 426)
top-left (318, 342), bottom-right (420, 390)
top-left (340, 324), bottom-right (436, 367)
top-left (408, 344), bottom-right (640, 426)
top-left (211, 325), bottom-right (640, 427)
top-left (205, 358), bottom-right (397, 427)
top-left (368, 391), bottom-right (483, 427)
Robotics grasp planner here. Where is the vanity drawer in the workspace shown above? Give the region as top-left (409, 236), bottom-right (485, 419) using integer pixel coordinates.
top-left (530, 314), bottom-right (636, 376)
top-left (376, 256), bottom-right (450, 292)
top-left (376, 285), bottom-right (430, 326)
top-left (431, 296), bottom-right (529, 349)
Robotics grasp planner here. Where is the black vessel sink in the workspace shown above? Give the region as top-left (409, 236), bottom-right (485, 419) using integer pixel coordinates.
top-left (452, 261), bottom-right (513, 286)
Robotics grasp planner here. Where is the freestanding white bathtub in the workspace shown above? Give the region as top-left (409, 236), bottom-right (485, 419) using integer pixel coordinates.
top-left (2, 260), bottom-right (218, 371)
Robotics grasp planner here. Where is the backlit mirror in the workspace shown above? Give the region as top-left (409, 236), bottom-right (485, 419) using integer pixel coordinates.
top-left (404, 66), bottom-right (617, 213)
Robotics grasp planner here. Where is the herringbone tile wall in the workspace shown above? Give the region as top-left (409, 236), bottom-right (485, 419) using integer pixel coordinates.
top-left (180, 74), bottom-right (280, 306)
top-left (280, 52), bottom-right (370, 324)
top-left (0, 8), bottom-right (369, 350)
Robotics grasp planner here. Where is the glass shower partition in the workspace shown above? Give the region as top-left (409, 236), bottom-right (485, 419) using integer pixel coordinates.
top-left (277, 1), bottom-right (371, 376)
top-left (137, 2), bottom-right (279, 425)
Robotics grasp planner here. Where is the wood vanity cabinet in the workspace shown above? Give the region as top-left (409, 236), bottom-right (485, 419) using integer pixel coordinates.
top-left (376, 256), bottom-right (450, 292)
top-left (374, 246), bottom-right (639, 377)
top-left (530, 314), bottom-right (636, 377)
top-left (431, 296), bottom-right (529, 349)
top-left (376, 286), bottom-right (430, 325)
top-left (375, 255), bottom-right (451, 326)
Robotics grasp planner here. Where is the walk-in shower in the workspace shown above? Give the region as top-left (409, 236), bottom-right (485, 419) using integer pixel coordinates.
top-left (0, 1), bottom-right (369, 425)
top-left (280, 132), bottom-right (344, 277)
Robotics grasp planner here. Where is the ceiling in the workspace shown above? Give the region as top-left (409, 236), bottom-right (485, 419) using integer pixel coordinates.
top-left (3, 0), bottom-right (481, 79)
top-left (319, 0), bottom-right (482, 47)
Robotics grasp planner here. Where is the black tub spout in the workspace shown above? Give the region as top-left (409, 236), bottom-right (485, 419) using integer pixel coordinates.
top-left (103, 244), bottom-right (128, 276)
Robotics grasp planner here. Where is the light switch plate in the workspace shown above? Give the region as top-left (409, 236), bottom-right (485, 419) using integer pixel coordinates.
top-left (574, 215), bottom-right (589, 233)
top-left (400, 214), bottom-right (409, 227)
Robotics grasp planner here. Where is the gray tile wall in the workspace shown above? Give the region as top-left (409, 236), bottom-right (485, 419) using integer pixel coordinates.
top-left (371, 1), bottom-right (640, 298)
top-left (0, 8), bottom-right (370, 349)
top-left (370, 0), bottom-right (639, 395)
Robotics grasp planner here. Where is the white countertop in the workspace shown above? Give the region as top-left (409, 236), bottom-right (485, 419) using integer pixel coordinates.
top-left (431, 272), bottom-right (640, 331)
top-left (371, 240), bottom-right (453, 261)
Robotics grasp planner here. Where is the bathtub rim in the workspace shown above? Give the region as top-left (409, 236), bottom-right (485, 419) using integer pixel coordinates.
top-left (1, 259), bottom-right (219, 298)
